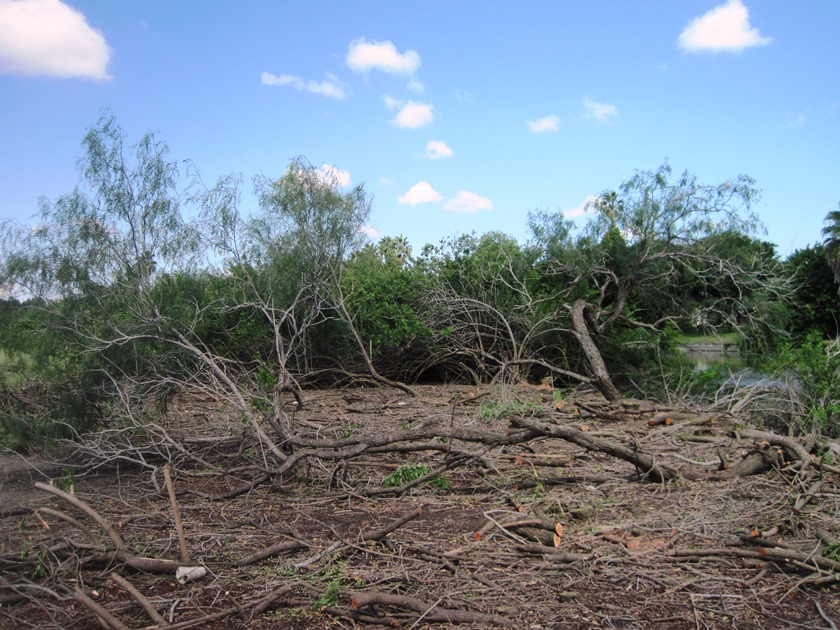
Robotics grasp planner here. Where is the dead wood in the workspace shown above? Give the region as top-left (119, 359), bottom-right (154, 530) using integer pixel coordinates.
top-left (72, 585), bottom-right (129, 630)
top-left (359, 505), bottom-right (427, 541)
top-left (235, 539), bottom-right (308, 567)
top-left (347, 591), bottom-right (513, 626)
top-left (6, 385), bottom-right (839, 629)
top-left (34, 507), bottom-right (104, 549)
top-left (670, 546), bottom-right (840, 579)
top-left (109, 571), bottom-right (169, 626)
top-left (511, 416), bottom-right (680, 482)
top-left (511, 416), bottom-right (803, 482)
top-left (34, 482), bottom-right (180, 573)
top-left (163, 464), bottom-right (190, 563)
top-left (511, 543), bottom-right (590, 562)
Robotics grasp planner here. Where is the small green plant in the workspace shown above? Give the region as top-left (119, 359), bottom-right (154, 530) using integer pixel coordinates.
top-left (480, 399), bottom-right (534, 420)
top-left (256, 358), bottom-right (279, 392)
top-left (34, 548), bottom-right (49, 578)
top-left (315, 578), bottom-right (341, 608)
top-left (53, 468), bottom-right (76, 492)
top-left (341, 422), bottom-right (361, 438)
top-left (383, 463), bottom-right (449, 490)
top-left (823, 542), bottom-right (840, 562)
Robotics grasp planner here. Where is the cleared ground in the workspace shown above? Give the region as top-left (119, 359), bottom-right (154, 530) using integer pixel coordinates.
top-left (2, 384), bottom-right (838, 628)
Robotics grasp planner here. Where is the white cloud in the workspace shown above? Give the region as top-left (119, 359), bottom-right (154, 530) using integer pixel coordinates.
top-left (261, 71), bottom-right (345, 99)
top-left (678, 0), bottom-right (771, 53)
top-left (0, 0), bottom-right (111, 80)
top-left (425, 140), bottom-right (453, 159)
top-left (393, 101), bottom-right (434, 129)
top-left (346, 38), bottom-right (420, 75)
top-left (407, 76), bottom-right (424, 93)
top-left (527, 115), bottom-right (560, 133)
top-left (377, 176), bottom-right (392, 187)
top-left (582, 97), bottom-right (618, 122)
top-left (443, 191), bottom-right (493, 214)
top-left (383, 95), bottom-right (401, 110)
top-left (318, 163), bottom-right (351, 187)
top-left (398, 181), bottom-right (441, 206)
top-left (563, 195), bottom-right (600, 219)
top-left (360, 225), bottom-right (380, 239)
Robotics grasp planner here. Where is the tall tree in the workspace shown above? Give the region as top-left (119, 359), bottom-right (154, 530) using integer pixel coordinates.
top-left (821, 204), bottom-right (840, 291)
top-left (536, 163), bottom-right (789, 399)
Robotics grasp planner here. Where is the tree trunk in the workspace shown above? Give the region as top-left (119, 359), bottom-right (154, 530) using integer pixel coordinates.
top-left (570, 299), bottom-right (622, 401)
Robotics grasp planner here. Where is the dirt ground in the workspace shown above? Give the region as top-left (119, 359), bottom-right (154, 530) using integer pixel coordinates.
top-left (1, 384), bottom-right (839, 628)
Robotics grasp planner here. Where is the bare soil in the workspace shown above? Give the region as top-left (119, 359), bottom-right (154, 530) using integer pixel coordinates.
top-left (2, 384), bottom-right (838, 628)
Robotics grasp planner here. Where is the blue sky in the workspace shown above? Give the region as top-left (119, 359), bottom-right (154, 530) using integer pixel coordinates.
top-left (1, 0), bottom-right (838, 259)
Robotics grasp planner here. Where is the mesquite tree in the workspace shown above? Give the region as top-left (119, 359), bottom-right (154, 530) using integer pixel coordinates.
top-left (535, 163), bottom-right (791, 399)
top-left (0, 117), bottom-right (372, 462)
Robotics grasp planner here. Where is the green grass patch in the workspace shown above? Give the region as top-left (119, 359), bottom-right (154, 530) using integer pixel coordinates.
top-left (675, 332), bottom-right (739, 345)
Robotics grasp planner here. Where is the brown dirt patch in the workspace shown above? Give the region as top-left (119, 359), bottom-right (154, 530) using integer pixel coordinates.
top-left (1, 384), bottom-right (838, 628)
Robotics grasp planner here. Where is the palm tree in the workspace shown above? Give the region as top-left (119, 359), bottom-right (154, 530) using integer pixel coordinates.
top-left (822, 204), bottom-right (840, 291)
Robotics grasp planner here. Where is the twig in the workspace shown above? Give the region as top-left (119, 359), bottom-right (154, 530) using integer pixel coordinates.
top-left (814, 599), bottom-right (838, 630)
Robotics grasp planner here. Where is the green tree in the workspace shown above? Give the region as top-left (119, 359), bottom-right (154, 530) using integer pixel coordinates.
top-left (534, 163), bottom-right (787, 399)
top-left (821, 204), bottom-right (840, 291)
top-left (785, 245), bottom-right (839, 338)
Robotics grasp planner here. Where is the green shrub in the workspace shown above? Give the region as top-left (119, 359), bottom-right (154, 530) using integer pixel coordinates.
top-left (762, 332), bottom-right (840, 435)
top-left (383, 463), bottom-right (449, 490)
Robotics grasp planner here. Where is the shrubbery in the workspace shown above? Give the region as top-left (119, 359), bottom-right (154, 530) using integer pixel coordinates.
top-left (2, 116), bottom-right (837, 451)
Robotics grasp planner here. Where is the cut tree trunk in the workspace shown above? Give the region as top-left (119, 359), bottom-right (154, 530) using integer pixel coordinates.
top-left (570, 299), bottom-right (622, 401)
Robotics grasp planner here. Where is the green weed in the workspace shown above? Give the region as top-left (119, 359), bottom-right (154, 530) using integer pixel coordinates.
top-left (383, 463), bottom-right (449, 490)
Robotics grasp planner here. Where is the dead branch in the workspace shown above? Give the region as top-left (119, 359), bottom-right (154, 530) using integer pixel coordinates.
top-left (512, 416), bottom-right (797, 482)
top-left (34, 482), bottom-right (179, 572)
top-left (34, 507), bottom-right (104, 549)
top-left (109, 572), bottom-right (169, 627)
top-left (347, 591), bottom-right (513, 626)
top-left (359, 505), bottom-right (427, 542)
top-left (235, 539), bottom-right (308, 567)
top-left (72, 585), bottom-right (129, 630)
top-left (163, 464), bottom-right (190, 563)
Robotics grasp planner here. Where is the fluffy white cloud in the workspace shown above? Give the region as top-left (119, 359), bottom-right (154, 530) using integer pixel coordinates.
top-left (527, 115), bottom-right (560, 133)
top-left (398, 182), bottom-right (441, 206)
top-left (443, 191), bottom-right (493, 214)
top-left (0, 0), bottom-right (111, 80)
top-left (563, 195), bottom-right (600, 219)
top-left (678, 0), bottom-right (771, 53)
top-left (582, 97), bottom-right (618, 122)
top-left (425, 140), bottom-right (453, 159)
top-left (260, 71), bottom-right (345, 99)
top-left (318, 164), bottom-right (351, 187)
top-left (393, 101), bottom-right (434, 129)
top-left (359, 225), bottom-right (380, 239)
top-left (346, 38), bottom-right (420, 74)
